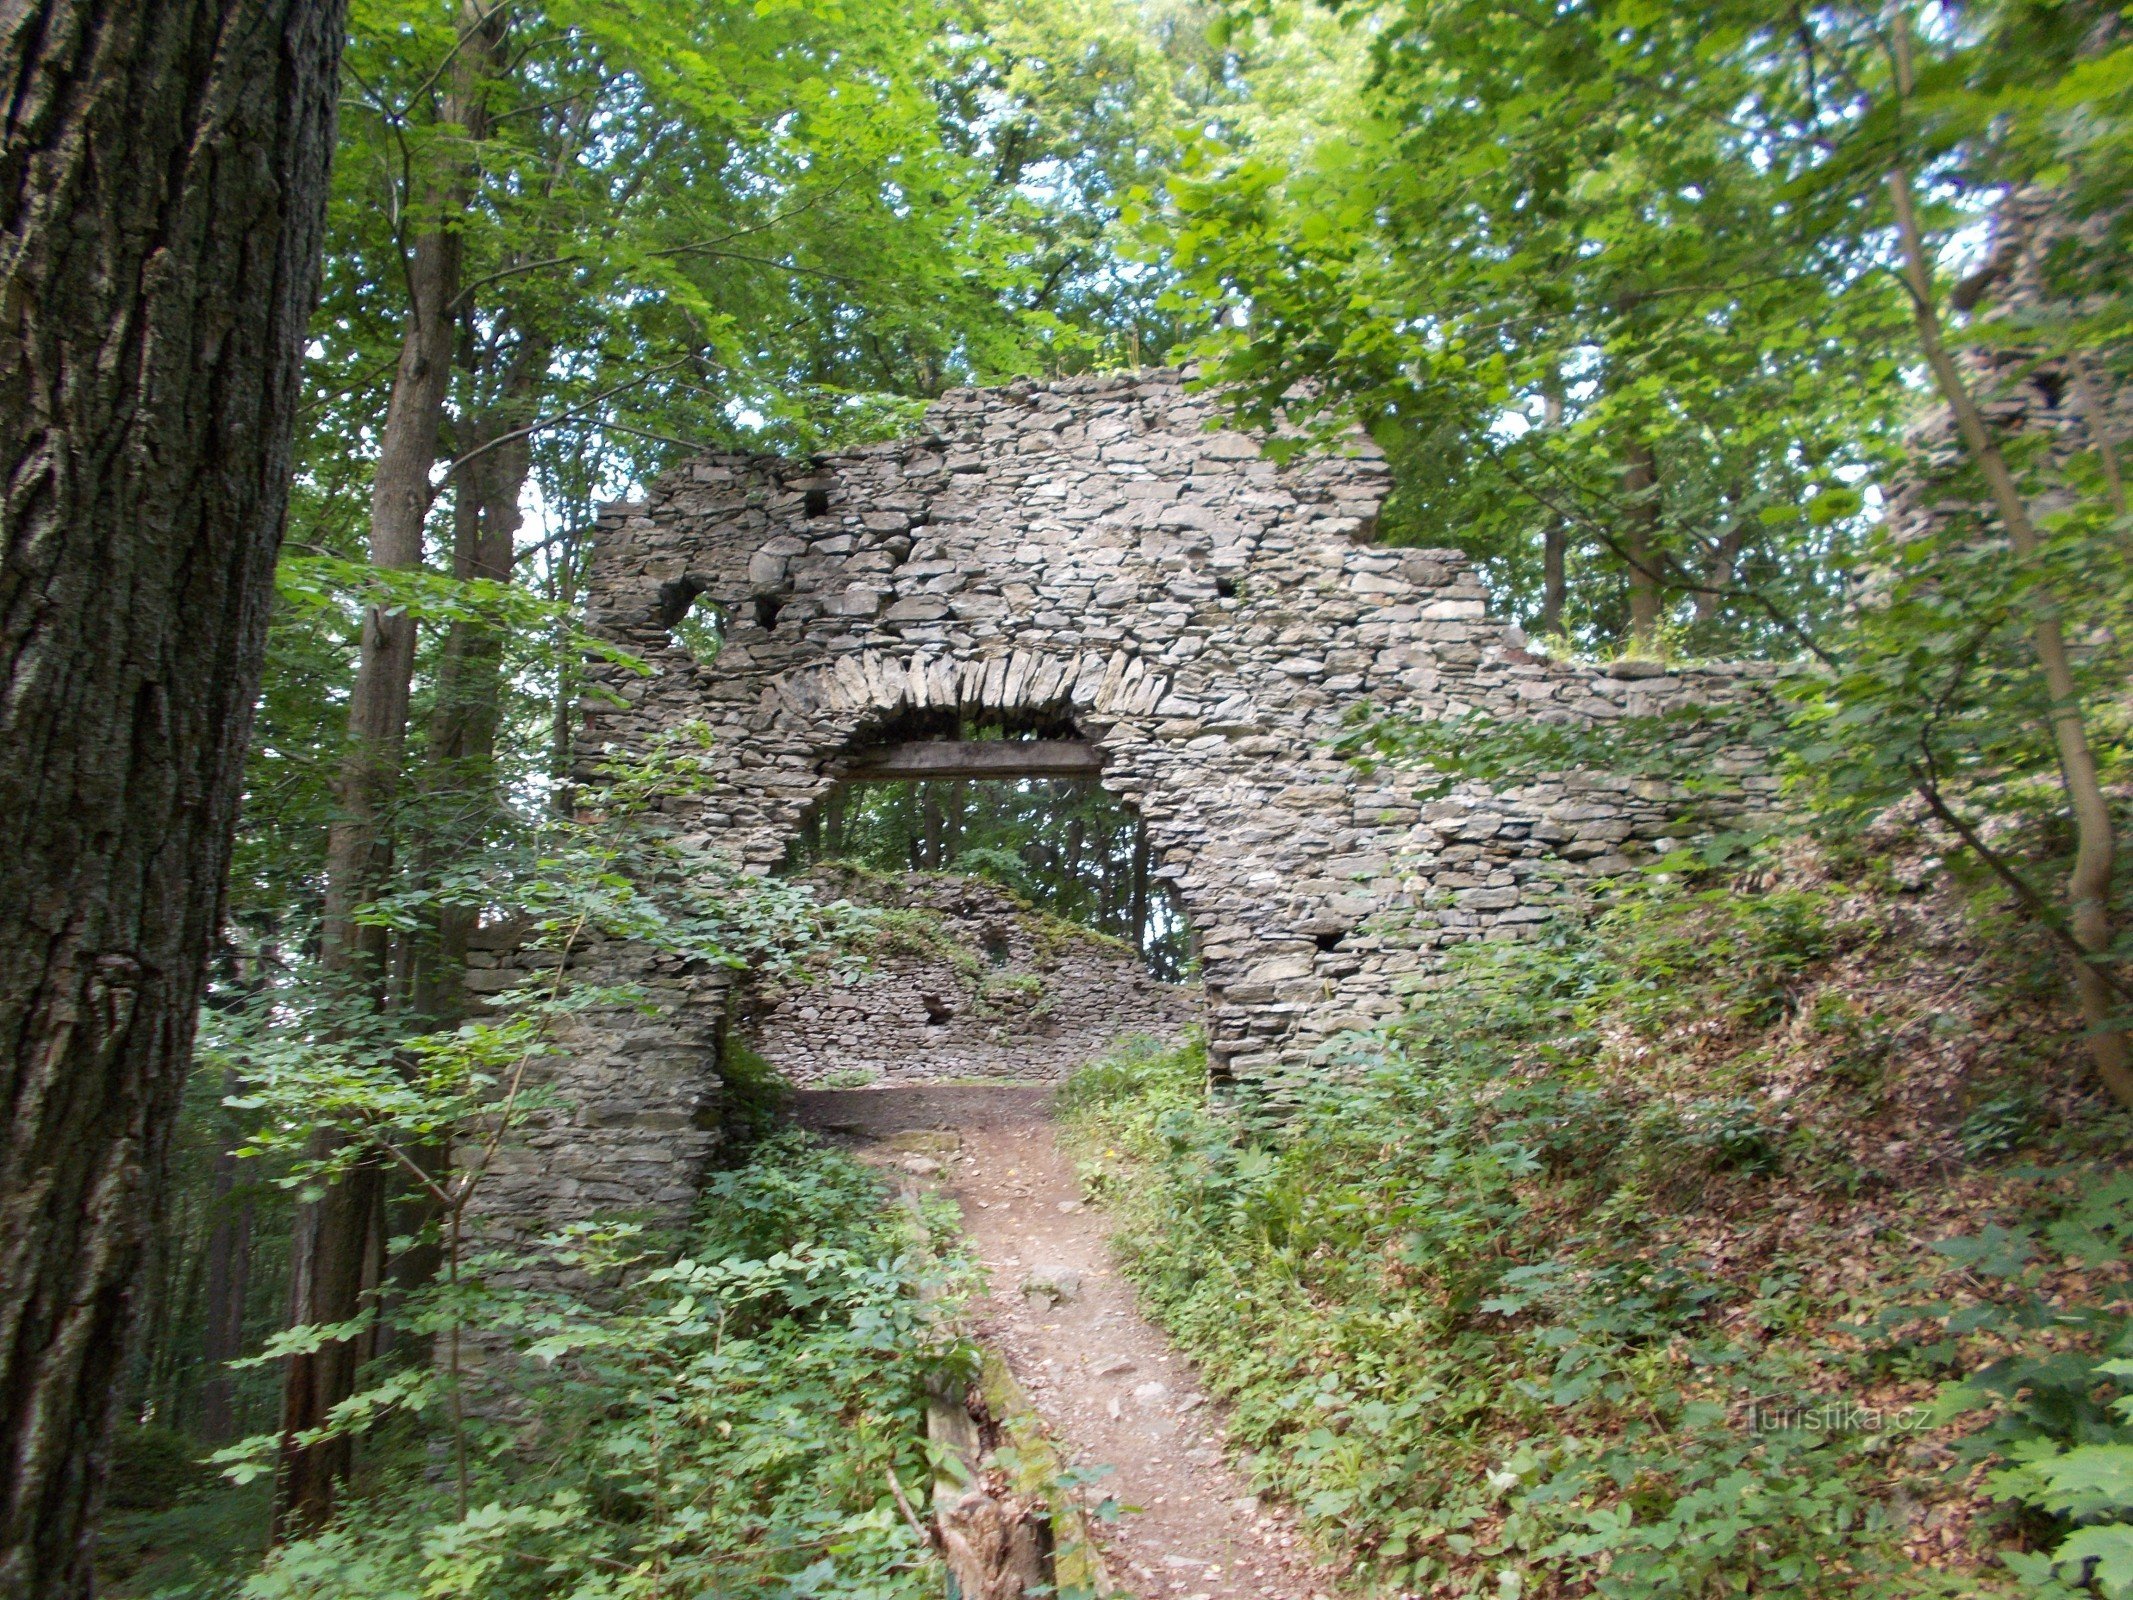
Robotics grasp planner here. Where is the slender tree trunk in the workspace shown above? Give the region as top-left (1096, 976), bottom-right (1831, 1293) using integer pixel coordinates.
top-left (0, 6), bottom-right (341, 1592)
top-left (278, 1), bottom-right (503, 1537)
top-left (315, 168), bottom-right (473, 991)
top-left (1620, 439), bottom-right (1664, 655)
top-left (1691, 520), bottom-right (1749, 626)
top-left (1888, 8), bottom-right (2133, 1110)
top-left (922, 787), bottom-right (945, 869)
top-left (397, 329), bottom-right (542, 1302)
top-left (196, 1091), bottom-right (252, 1446)
top-left (1540, 523), bottom-right (1567, 636)
top-left (824, 784), bottom-right (848, 856)
top-left (275, 1157), bottom-right (380, 1532)
top-left (944, 777), bottom-right (967, 862)
top-left (410, 330), bottom-right (541, 1025)
top-left (1128, 829), bottom-right (1150, 958)
top-left (1537, 380), bottom-right (1567, 635)
top-left (2071, 357), bottom-right (2128, 522)
top-left (548, 523), bottom-right (584, 814)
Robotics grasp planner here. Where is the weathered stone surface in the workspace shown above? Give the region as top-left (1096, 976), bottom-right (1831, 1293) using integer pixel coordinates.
top-left (470, 367), bottom-right (1775, 1254)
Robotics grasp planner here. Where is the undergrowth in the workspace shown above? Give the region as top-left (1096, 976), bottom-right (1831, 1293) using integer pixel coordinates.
top-left (101, 1134), bottom-right (969, 1600)
top-left (1062, 855), bottom-right (2133, 1598)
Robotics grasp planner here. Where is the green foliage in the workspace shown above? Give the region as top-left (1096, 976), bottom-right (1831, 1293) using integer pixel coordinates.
top-left (1058, 870), bottom-right (2124, 1597)
top-left (718, 1034), bottom-right (794, 1150)
top-left (1155, 0), bottom-right (1911, 653)
top-left (975, 971), bottom-right (1050, 1019)
top-left (1898, 1179), bottom-right (2133, 1595)
top-left (188, 731), bottom-right (873, 1522)
top-left (1157, 0), bottom-right (2133, 686)
top-left (227, 1135), bottom-right (966, 1600)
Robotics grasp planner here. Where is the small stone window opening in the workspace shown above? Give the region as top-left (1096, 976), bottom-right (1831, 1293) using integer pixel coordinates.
top-left (754, 595), bottom-right (784, 632)
top-left (1215, 575), bottom-right (1239, 599)
top-left (1314, 928), bottom-right (1347, 953)
top-left (657, 576), bottom-right (725, 664)
top-left (981, 927), bottom-right (1013, 968)
top-left (803, 487), bottom-right (831, 518)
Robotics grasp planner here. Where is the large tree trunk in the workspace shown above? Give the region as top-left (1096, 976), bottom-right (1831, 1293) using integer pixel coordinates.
top-left (0, 4), bottom-right (342, 1593)
top-left (276, 0), bottom-right (502, 1538)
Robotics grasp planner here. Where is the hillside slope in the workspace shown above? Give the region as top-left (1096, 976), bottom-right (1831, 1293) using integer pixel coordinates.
top-left (1063, 833), bottom-right (2133, 1598)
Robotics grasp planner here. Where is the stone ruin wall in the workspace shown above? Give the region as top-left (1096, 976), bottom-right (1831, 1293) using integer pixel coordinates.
top-left (464, 919), bottom-right (732, 1257)
top-left (741, 869), bottom-right (1200, 1088)
top-left (1888, 188), bottom-right (2133, 548)
top-left (473, 367), bottom-right (1779, 1251)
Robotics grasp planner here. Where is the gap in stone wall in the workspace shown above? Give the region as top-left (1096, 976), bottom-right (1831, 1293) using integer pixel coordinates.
top-left (784, 772), bottom-right (1196, 984)
top-left (747, 773), bottom-right (1205, 1090)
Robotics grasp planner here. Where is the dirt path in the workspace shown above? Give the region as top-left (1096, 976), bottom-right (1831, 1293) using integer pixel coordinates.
top-left (799, 1087), bottom-right (1332, 1600)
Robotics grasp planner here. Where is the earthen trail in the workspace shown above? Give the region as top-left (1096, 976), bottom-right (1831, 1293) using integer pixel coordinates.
top-left (801, 1087), bottom-right (1334, 1600)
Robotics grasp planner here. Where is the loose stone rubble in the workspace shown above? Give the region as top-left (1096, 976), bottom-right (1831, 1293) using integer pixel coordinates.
top-left (742, 867), bottom-right (1199, 1088)
top-left (471, 368), bottom-right (1777, 1251)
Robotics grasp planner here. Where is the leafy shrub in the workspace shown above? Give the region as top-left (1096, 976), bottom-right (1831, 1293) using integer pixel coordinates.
top-left (717, 1032), bottom-right (792, 1147)
top-left (234, 1134), bottom-right (965, 1600)
top-left (1959, 1094), bottom-right (2048, 1160)
top-left (1678, 1096), bottom-right (1788, 1175)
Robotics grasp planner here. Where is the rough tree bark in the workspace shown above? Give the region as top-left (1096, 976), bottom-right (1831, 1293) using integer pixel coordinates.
top-left (0, 3), bottom-right (343, 1593)
top-left (276, 0), bottom-right (503, 1538)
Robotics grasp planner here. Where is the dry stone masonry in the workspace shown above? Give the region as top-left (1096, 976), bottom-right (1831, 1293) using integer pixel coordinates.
top-left (478, 368), bottom-right (1775, 1249)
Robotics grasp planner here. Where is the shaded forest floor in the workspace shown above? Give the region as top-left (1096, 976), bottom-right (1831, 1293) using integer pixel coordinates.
top-left (93, 833), bottom-right (2133, 1600)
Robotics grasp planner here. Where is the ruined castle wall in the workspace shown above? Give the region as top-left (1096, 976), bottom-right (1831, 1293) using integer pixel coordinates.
top-left (472, 368), bottom-right (1777, 1249)
top-left (460, 921), bottom-right (734, 1253)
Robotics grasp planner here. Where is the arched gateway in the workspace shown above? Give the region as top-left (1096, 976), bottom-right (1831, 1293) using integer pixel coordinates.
top-left (472, 370), bottom-right (1774, 1249)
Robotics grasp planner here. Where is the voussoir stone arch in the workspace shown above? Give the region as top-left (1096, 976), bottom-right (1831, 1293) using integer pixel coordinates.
top-left (473, 368), bottom-right (1778, 1254)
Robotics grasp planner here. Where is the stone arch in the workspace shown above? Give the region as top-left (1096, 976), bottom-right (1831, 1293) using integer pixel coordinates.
top-left (763, 646), bottom-right (1212, 987)
top-left (728, 644), bottom-right (1222, 952)
top-left (477, 369), bottom-right (1777, 1250)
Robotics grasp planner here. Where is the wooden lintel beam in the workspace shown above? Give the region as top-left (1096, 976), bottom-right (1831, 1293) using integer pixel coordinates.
top-left (840, 740), bottom-right (1102, 781)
